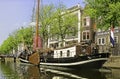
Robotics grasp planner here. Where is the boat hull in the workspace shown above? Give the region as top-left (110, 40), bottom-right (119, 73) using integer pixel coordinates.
top-left (40, 58), bottom-right (108, 69)
top-left (19, 53), bottom-right (110, 69)
top-left (40, 53), bottom-right (110, 69)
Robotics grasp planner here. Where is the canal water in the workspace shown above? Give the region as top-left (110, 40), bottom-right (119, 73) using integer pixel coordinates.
top-left (0, 61), bottom-right (120, 79)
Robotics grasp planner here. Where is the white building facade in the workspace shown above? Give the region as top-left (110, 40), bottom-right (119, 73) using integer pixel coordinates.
top-left (48, 4), bottom-right (83, 49)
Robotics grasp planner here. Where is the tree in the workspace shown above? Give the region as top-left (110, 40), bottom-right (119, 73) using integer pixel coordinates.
top-left (0, 27), bottom-right (33, 54)
top-left (39, 4), bottom-right (56, 48)
top-left (84, 0), bottom-right (120, 29)
top-left (50, 4), bottom-right (78, 47)
top-left (0, 34), bottom-right (17, 54)
top-left (32, 3), bottom-right (78, 48)
top-left (15, 27), bottom-right (33, 47)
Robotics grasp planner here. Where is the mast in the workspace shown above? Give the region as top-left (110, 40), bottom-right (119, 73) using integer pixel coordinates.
top-left (35, 0), bottom-right (40, 48)
top-left (27, 0), bottom-right (41, 65)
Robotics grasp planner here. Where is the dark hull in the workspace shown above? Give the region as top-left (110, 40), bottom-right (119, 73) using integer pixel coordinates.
top-left (41, 58), bottom-right (108, 69)
top-left (20, 53), bottom-right (110, 69)
top-left (40, 53), bottom-right (110, 69)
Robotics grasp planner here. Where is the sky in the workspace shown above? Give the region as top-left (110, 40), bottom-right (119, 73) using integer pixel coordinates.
top-left (0, 0), bottom-right (85, 45)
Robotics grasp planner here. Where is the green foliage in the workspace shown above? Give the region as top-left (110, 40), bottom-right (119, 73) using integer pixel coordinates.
top-left (84, 0), bottom-right (120, 29)
top-left (50, 4), bottom-right (78, 45)
top-left (16, 27), bottom-right (33, 46)
top-left (39, 4), bottom-right (78, 47)
top-left (0, 27), bottom-right (33, 54)
top-left (0, 35), bottom-right (17, 54)
top-left (1, 62), bottom-right (19, 78)
top-left (39, 4), bottom-right (56, 48)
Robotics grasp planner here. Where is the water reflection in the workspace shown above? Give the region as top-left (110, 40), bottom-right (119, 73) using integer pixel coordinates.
top-left (0, 61), bottom-right (19, 79)
top-left (0, 61), bottom-right (120, 79)
top-left (19, 64), bottom-right (41, 79)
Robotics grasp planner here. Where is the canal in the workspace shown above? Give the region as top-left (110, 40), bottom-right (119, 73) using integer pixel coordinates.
top-left (0, 60), bottom-right (120, 79)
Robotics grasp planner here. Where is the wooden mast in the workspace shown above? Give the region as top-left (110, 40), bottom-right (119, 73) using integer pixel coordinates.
top-left (35, 0), bottom-right (40, 48)
top-left (29, 0), bottom-right (40, 65)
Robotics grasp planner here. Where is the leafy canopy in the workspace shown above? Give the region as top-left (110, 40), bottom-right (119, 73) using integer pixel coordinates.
top-left (84, 0), bottom-right (120, 29)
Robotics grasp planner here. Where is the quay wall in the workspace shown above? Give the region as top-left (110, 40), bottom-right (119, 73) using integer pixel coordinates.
top-left (103, 56), bottom-right (120, 68)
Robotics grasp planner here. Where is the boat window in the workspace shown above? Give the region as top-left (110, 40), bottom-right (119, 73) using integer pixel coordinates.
top-left (60, 51), bottom-right (62, 57)
top-left (67, 50), bottom-right (70, 57)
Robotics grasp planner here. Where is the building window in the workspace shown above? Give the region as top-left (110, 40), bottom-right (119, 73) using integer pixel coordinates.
top-left (98, 38), bottom-right (101, 45)
top-left (83, 18), bottom-right (86, 26)
top-left (102, 38), bottom-right (105, 44)
top-left (87, 32), bottom-right (89, 39)
top-left (83, 16), bottom-right (90, 27)
top-left (82, 31), bottom-right (90, 40)
top-left (83, 32), bottom-right (86, 39)
top-left (114, 36), bottom-right (118, 43)
top-left (97, 38), bottom-right (105, 45)
top-left (55, 43), bottom-right (58, 48)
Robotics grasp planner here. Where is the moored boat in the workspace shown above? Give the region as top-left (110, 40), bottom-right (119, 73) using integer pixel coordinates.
top-left (19, 42), bottom-right (110, 69)
top-left (40, 43), bottom-right (110, 69)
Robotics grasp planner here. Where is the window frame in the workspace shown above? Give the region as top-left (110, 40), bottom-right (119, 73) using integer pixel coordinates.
top-left (114, 36), bottom-right (118, 44)
top-left (97, 37), bottom-right (106, 45)
top-left (83, 16), bottom-right (90, 27)
top-left (82, 30), bottom-right (90, 40)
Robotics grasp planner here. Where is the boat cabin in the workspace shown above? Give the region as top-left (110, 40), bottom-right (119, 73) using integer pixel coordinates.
top-left (53, 44), bottom-right (92, 58)
top-left (53, 46), bottom-right (76, 58)
top-left (40, 42), bottom-right (99, 60)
